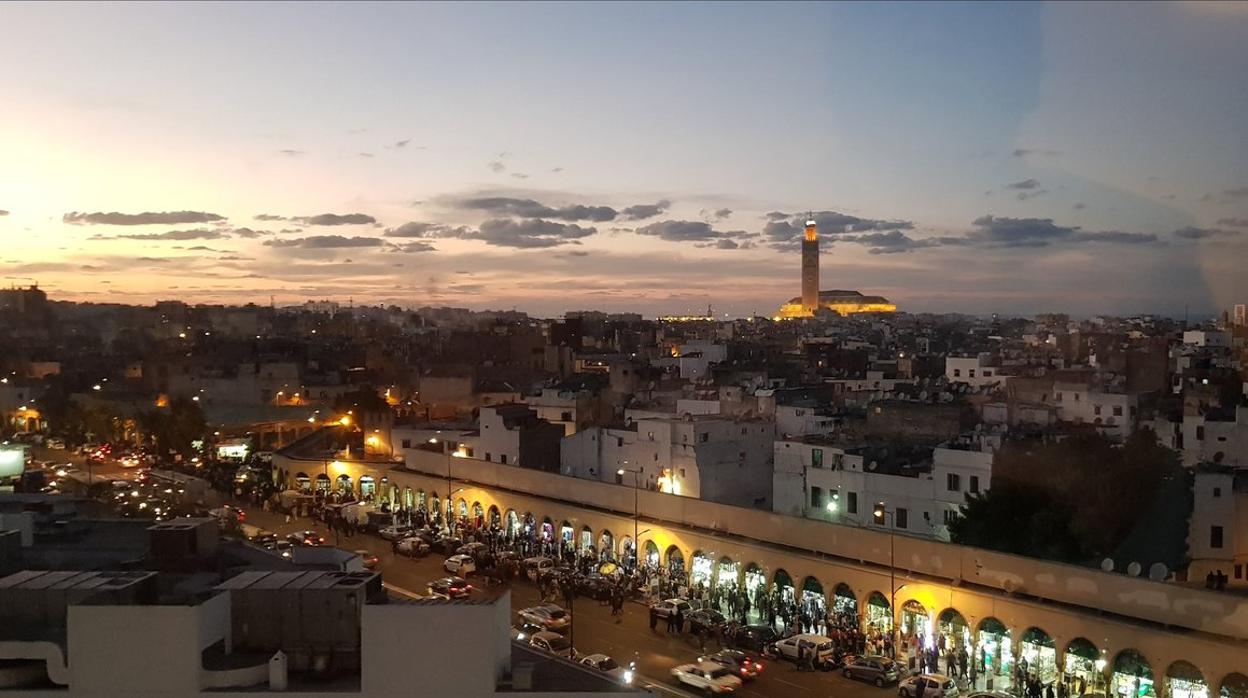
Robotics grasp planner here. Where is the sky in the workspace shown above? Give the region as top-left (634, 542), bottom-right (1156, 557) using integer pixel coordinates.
top-left (1, 1), bottom-right (1246, 318)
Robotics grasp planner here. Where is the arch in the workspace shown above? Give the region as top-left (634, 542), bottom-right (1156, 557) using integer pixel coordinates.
top-left (541, 516), bottom-right (554, 540)
top-left (315, 473), bottom-right (330, 493)
top-left (977, 617), bottom-right (1012, 676)
top-left (743, 563), bottom-right (766, 621)
top-left (832, 583), bottom-right (858, 620)
top-left (598, 530), bottom-right (615, 560)
top-left (1221, 673), bottom-right (1248, 698)
top-left (1112, 649), bottom-right (1156, 698)
top-left (866, 591), bottom-right (891, 633)
top-left (799, 577), bottom-right (826, 630)
top-left (335, 473), bottom-right (352, 496)
top-left (772, 568), bottom-right (795, 606)
top-left (1020, 627), bottom-right (1058, 683)
top-left (1063, 637), bottom-right (1100, 687)
top-left (428, 494), bottom-right (441, 521)
top-left (937, 608), bottom-right (971, 655)
top-left (643, 539), bottom-right (658, 566)
top-left (358, 475), bottom-right (376, 499)
top-left (505, 509), bottom-right (519, 534)
top-left (579, 525), bottom-right (594, 554)
top-left (664, 545), bottom-right (685, 577)
top-left (456, 498), bottom-right (468, 519)
top-left (487, 505), bottom-right (501, 527)
top-left (416, 489), bottom-right (426, 508)
top-left (471, 500), bottom-right (484, 519)
top-left (900, 599), bottom-right (930, 646)
top-left (559, 520), bottom-right (573, 542)
top-left (716, 556), bottom-right (739, 590)
top-left (402, 486), bottom-right (414, 509)
top-left (294, 472), bottom-right (311, 493)
top-left (1167, 661), bottom-right (1208, 698)
top-left (690, 550), bottom-right (713, 588)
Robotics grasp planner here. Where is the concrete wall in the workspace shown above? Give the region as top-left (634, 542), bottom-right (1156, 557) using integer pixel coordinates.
top-left (68, 603), bottom-right (206, 696)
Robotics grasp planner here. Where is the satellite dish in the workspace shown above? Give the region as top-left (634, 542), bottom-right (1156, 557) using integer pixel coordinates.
top-left (868, 461), bottom-right (878, 471)
top-left (1127, 561), bottom-right (1142, 577)
top-left (1148, 563), bottom-right (1168, 581)
top-left (1100, 558), bottom-right (1115, 573)
top-left (919, 390), bottom-right (928, 401)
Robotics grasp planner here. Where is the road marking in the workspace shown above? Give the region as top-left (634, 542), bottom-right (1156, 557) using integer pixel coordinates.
top-left (383, 582), bottom-right (424, 600)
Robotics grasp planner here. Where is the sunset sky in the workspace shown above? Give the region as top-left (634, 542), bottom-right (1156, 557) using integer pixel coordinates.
top-left (1, 1), bottom-right (1246, 317)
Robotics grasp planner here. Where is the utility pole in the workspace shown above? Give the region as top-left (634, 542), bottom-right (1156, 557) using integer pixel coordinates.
top-left (618, 466), bottom-right (641, 568)
top-left (874, 502), bottom-right (897, 662)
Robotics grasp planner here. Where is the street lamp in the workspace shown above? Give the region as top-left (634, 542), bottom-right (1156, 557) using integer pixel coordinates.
top-left (874, 502), bottom-right (898, 662)
top-left (617, 466), bottom-right (641, 568)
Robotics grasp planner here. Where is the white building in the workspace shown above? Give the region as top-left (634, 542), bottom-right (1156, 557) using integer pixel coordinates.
top-left (775, 404), bottom-right (837, 438)
top-left (1052, 382), bottom-right (1139, 441)
top-left (1188, 465), bottom-right (1248, 588)
top-left (526, 388), bottom-right (597, 436)
top-left (1181, 407), bottom-right (1248, 467)
top-left (1183, 330), bottom-right (1232, 348)
top-left (772, 432), bottom-right (997, 541)
top-left (945, 354), bottom-right (1009, 390)
top-left (561, 415), bottom-right (775, 508)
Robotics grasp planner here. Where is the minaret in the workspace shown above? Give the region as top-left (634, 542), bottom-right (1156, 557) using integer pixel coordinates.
top-left (801, 218), bottom-right (819, 314)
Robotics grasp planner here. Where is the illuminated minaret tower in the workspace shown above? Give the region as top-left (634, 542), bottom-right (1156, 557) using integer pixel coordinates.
top-left (801, 217), bottom-right (819, 314)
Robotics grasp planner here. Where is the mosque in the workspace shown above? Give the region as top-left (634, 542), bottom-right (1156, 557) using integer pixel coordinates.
top-left (775, 218), bottom-right (897, 318)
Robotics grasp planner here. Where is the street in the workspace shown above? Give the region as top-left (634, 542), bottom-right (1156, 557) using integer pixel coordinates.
top-left (230, 498), bottom-right (896, 698)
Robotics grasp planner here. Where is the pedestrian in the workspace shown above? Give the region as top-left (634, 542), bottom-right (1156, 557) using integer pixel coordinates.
top-left (674, 608), bottom-right (685, 635)
top-left (666, 610), bottom-right (675, 634)
top-left (796, 643), bottom-right (806, 671)
top-left (649, 607), bottom-right (659, 632)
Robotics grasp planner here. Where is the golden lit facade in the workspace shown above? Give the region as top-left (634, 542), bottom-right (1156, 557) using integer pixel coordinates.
top-left (778, 290), bottom-right (897, 318)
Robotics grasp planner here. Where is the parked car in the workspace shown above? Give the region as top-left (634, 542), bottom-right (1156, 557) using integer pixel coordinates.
top-left (428, 576), bottom-right (473, 599)
top-left (523, 556), bottom-right (555, 581)
top-left (456, 541), bottom-right (488, 558)
top-left (263, 540), bottom-right (294, 559)
top-left (510, 622), bottom-right (545, 641)
top-left (528, 630), bottom-right (574, 658)
top-left (395, 536), bottom-right (430, 557)
top-left (353, 550), bottom-right (379, 569)
top-left (700, 649), bottom-right (763, 681)
top-left (443, 553), bottom-right (477, 576)
top-left (843, 655), bottom-right (900, 687)
top-left (723, 624), bottom-right (778, 654)
top-left (687, 608), bottom-right (727, 635)
top-left (649, 598), bottom-right (692, 619)
top-left (772, 634), bottom-right (837, 668)
top-left (580, 654), bottom-right (634, 685)
top-left (433, 536), bottom-right (464, 555)
top-left (286, 530), bottom-right (324, 546)
top-left (379, 524), bottom-right (416, 541)
top-left (518, 604), bottom-right (570, 632)
top-left (899, 674), bottom-right (960, 698)
top-left (670, 662), bottom-right (743, 695)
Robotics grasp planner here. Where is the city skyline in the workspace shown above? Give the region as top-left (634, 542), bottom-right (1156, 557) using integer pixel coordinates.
top-left (2, 2), bottom-right (1247, 317)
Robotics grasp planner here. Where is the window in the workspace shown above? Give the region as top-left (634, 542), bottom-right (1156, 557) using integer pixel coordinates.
top-left (969, 369), bottom-right (976, 378)
top-left (1214, 487), bottom-right (1222, 498)
top-left (1112, 405), bottom-right (1123, 417)
top-left (946, 473), bottom-right (960, 492)
top-left (647, 431), bottom-right (654, 441)
top-left (953, 368), bottom-right (961, 378)
top-left (970, 476), bottom-right (980, 493)
top-left (1211, 525), bottom-right (1224, 549)
top-left (811, 486), bottom-right (823, 509)
top-left (401, 439), bottom-right (411, 449)
top-left (561, 411), bottom-right (572, 421)
top-left (943, 510), bottom-right (957, 525)
top-left (847, 492), bottom-right (858, 515)
top-left (1055, 392), bottom-right (1063, 402)
top-left (1094, 404), bottom-right (1102, 416)
top-left (700, 433), bottom-right (709, 443)
top-left (896, 507), bottom-right (908, 529)
top-left (1073, 393), bottom-right (1080, 402)
top-left (741, 427), bottom-right (747, 435)
top-left (795, 409), bottom-right (805, 417)
top-left (983, 370), bottom-right (993, 377)
top-left (1236, 564), bottom-right (1243, 580)
top-left (812, 448), bottom-right (824, 468)
top-left (500, 454), bottom-right (508, 465)
top-left (485, 452), bottom-right (492, 462)
top-left (617, 437), bottom-right (624, 447)
top-left (1197, 426), bottom-right (1205, 441)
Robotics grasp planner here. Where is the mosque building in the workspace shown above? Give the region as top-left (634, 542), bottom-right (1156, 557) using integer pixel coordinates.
top-left (776, 218), bottom-right (897, 318)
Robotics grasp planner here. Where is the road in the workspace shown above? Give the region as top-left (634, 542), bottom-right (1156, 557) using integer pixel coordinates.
top-left (230, 498), bottom-right (895, 698)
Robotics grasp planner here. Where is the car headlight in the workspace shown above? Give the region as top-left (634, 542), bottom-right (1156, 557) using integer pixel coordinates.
top-left (622, 670), bottom-right (634, 684)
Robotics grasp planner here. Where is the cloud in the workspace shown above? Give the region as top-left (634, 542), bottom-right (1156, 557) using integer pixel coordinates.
top-left (228, 227), bottom-right (267, 238)
top-left (358, 152), bottom-right (375, 158)
top-left (1073, 202), bottom-right (1087, 210)
top-left (713, 208), bottom-right (732, 221)
top-left (263, 235), bottom-right (384, 249)
top-left (254, 213), bottom-right (287, 221)
top-left (102, 228), bottom-right (225, 241)
top-left (1200, 186), bottom-right (1248, 204)
top-left (1171, 226), bottom-right (1240, 240)
top-left (1012, 148), bottom-right (1061, 157)
top-left (384, 221), bottom-right (471, 238)
top-left (277, 149), bottom-right (306, 157)
top-left (393, 139), bottom-right (411, 149)
top-left (1006, 179), bottom-right (1042, 190)
top-left (293, 213), bottom-right (376, 226)
top-left (473, 218), bottom-right (597, 248)
top-left (511, 173), bottom-right (529, 180)
top-left (967, 215), bottom-right (1074, 247)
top-left (635, 219), bottom-right (750, 243)
top-left (1075, 231), bottom-right (1158, 244)
top-left (488, 161), bottom-right (506, 173)
top-left (394, 241), bottom-right (437, 253)
top-left (619, 200), bottom-right (671, 221)
top-left (1003, 179), bottom-right (1048, 201)
top-left (1215, 218), bottom-right (1248, 228)
top-left (63, 210), bottom-right (226, 226)
top-left (550, 167), bottom-right (564, 173)
top-left (455, 197), bottom-right (617, 222)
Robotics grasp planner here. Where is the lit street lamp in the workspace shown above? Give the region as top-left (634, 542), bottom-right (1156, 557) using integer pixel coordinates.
top-left (874, 502), bottom-right (898, 662)
top-left (617, 466), bottom-right (641, 569)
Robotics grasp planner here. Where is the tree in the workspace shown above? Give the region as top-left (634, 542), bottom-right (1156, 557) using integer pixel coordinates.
top-left (137, 397), bottom-right (206, 457)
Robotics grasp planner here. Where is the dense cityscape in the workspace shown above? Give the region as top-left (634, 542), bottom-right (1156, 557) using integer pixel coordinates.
top-left (4, 2), bottom-right (1248, 698)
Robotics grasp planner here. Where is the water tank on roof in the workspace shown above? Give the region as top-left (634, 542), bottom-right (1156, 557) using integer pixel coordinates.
top-left (1148, 563), bottom-right (1168, 581)
top-left (1100, 558), bottom-right (1115, 572)
top-left (1127, 561), bottom-right (1142, 577)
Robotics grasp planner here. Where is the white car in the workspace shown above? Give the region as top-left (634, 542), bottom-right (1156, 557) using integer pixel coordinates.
top-left (379, 524), bottom-right (416, 541)
top-left (528, 630), bottom-right (574, 658)
top-left (395, 536), bottom-right (430, 557)
top-left (444, 553), bottom-right (477, 576)
top-left (518, 604), bottom-right (570, 632)
top-left (523, 556), bottom-right (555, 581)
top-left (671, 662), bottom-right (742, 694)
top-left (650, 598), bottom-right (692, 619)
top-left (580, 654), bottom-right (634, 685)
top-left (772, 633), bottom-right (836, 666)
top-left (900, 674), bottom-right (960, 698)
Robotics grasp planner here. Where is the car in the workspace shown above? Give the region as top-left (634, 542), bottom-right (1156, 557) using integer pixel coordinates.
top-left (510, 622), bottom-right (546, 641)
top-left (395, 536), bottom-right (431, 557)
top-left (772, 634), bottom-right (838, 668)
top-left (523, 556), bottom-right (555, 581)
top-left (670, 661), bottom-right (743, 694)
top-left (528, 630), bottom-right (575, 658)
top-left (428, 576), bottom-right (473, 599)
top-left (263, 540), bottom-right (294, 559)
top-left (688, 608), bottom-right (727, 635)
top-left (579, 654), bottom-right (635, 685)
top-left (433, 536), bottom-right (464, 555)
top-left (354, 550), bottom-right (380, 569)
top-left (249, 531), bottom-right (278, 546)
top-left (700, 649), bottom-right (763, 681)
top-left (287, 530), bottom-right (324, 546)
top-left (843, 655), bottom-right (901, 687)
top-left (899, 674), bottom-right (960, 698)
top-left (456, 541), bottom-right (487, 557)
top-left (518, 604), bottom-right (570, 632)
top-left (650, 598), bottom-right (692, 619)
top-left (728, 624), bottom-right (773, 654)
top-left (378, 524), bottom-right (416, 541)
top-left (576, 573), bottom-right (614, 601)
top-left (443, 553), bottom-right (477, 576)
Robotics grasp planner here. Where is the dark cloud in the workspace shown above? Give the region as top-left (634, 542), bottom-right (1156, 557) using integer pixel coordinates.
top-left (1171, 227), bottom-right (1240, 240)
top-left (263, 235), bottom-right (384, 249)
top-left (550, 167), bottom-right (564, 173)
top-left (294, 213), bottom-right (377, 226)
top-left (713, 208), bottom-right (732, 220)
top-left (393, 139), bottom-right (411, 149)
top-left (764, 211), bottom-right (913, 250)
top-left (636, 220), bottom-right (750, 243)
top-left (64, 210), bottom-right (226, 226)
top-left (384, 221), bottom-right (471, 238)
top-left (358, 152), bottom-right (375, 158)
top-left (228, 227), bottom-right (267, 238)
top-left (105, 228), bottom-right (225, 241)
top-left (254, 214), bottom-right (287, 221)
top-left (395, 241), bottom-right (437, 253)
top-left (278, 149), bottom-right (306, 157)
top-left (1012, 148), bottom-right (1061, 157)
top-left (619, 200), bottom-right (671, 221)
top-left (1075, 231), bottom-right (1158, 244)
top-left (473, 218), bottom-right (597, 248)
top-left (764, 211), bottom-right (790, 222)
top-left (488, 161), bottom-right (506, 173)
top-left (967, 215), bottom-right (1074, 247)
top-left (511, 173), bottom-right (530, 180)
top-left (1006, 179), bottom-right (1042, 190)
top-left (1073, 202), bottom-right (1087, 210)
top-left (1200, 186), bottom-right (1248, 204)
top-left (456, 197), bottom-right (617, 222)
top-left (1215, 218), bottom-right (1248, 228)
